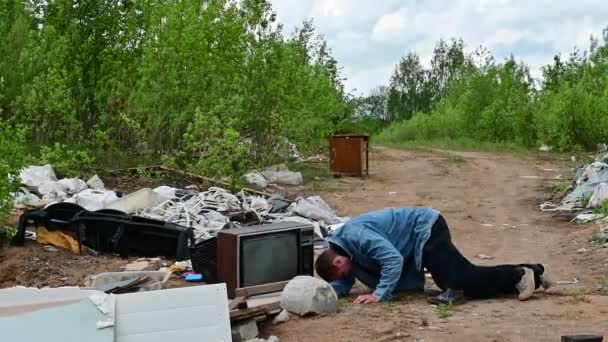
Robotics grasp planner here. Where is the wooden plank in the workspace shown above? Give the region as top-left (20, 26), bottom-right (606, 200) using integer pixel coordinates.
top-left (234, 281), bottom-right (289, 298)
top-left (228, 296), bottom-right (248, 311)
top-left (229, 302), bottom-right (281, 322)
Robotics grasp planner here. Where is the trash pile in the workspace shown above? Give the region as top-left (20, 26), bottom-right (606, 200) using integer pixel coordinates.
top-left (12, 164), bottom-right (347, 246)
top-left (541, 151), bottom-right (608, 223)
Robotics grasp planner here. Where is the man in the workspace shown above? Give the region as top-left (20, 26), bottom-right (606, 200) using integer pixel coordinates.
top-left (315, 207), bottom-right (554, 304)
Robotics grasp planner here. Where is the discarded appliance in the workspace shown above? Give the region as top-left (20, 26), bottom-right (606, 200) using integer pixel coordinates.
top-left (217, 222), bottom-right (315, 298)
top-left (0, 284), bottom-right (232, 342)
top-left (115, 284), bottom-right (231, 342)
top-left (12, 202), bottom-right (195, 260)
top-left (329, 134), bottom-right (369, 177)
top-left (190, 236), bottom-right (218, 283)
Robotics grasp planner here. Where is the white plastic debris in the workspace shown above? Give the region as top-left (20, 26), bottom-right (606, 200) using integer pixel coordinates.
top-left (19, 165), bottom-right (57, 187)
top-left (539, 144), bottom-right (552, 152)
top-left (88, 293), bottom-right (116, 329)
top-left (153, 186), bottom-right (176, 200)
top-left (105, 188), bottom-right (165, 214)
top-left (12, 188), bottom-right (41, 206)
top-left (572, 212), bottom-right (605, 223)
top-left (244, 172), bottom-right (268, 190)
top-left (57, 178), bottom-right (87, 194)
top-left (588, 183), bottom-right (608, 208)
top-left (293, 196), bottom-right (340, 226)
top-left (260, 171), bottom-right (303, 186)
top-left (64, 189), bottom-right (119, 211)
top-left (86, 175), bottom-right (105, 190)
top-left (280, 276), bottom-right (338, 316)
top-left (38, 180), bottom-right (66, 196)
top-left (475, 254), bottom-right (495, 260)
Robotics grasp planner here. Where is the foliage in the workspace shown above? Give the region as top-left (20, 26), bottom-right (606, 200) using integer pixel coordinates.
top-left (39, 143), bottom-right (95, 178)
top-left (0, 119), bottom-right (28, 227)
top-left (373, 28), bottom-right (608, 152)
top-left (0, 0), bottom-right (350, 177)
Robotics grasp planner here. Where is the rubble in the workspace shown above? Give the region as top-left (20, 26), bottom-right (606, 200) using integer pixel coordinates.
top-left (540, 152), bottom-right (608, 222)
top-left (86, 175), bottom-right (105, 190)
top-left (231, 319), bottom-right (259, 342)
top-left (280, 276), bottom-right (338, 316)
top-left (272, 309), bottom-right (290, 325)
top-left (246, 336), bottom-right (280, 342)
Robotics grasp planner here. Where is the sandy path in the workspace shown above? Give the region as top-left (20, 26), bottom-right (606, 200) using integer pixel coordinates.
top-left (265, 147), bottom-right (608, 341)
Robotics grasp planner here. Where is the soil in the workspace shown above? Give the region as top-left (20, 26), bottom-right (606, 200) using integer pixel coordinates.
top-left (2, 147), bottom-right (607, 341)
top-left (263, 147), bottom-right (608, 341)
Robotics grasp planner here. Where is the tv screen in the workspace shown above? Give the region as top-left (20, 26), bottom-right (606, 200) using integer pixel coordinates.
top-left (240, 232), bottom-right (298, 287)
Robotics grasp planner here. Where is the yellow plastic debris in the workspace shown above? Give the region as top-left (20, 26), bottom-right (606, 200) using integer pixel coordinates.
top-left (36, 227), bottom-right (88, 254)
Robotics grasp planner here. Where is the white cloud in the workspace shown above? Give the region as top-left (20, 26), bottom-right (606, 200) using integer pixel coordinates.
top-left (270, 0), bottom-right (608, 94)
top-left (371, 10), bottom-right (408, 42)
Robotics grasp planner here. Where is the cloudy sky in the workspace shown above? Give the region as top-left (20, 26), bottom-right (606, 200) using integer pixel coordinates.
top-left (270, 0), bottom-right (608, 95)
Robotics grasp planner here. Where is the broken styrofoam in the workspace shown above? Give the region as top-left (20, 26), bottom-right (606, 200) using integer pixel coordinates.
top-left (87, 175), bottom-right (105, 190)
top-left (280, 276), bottom-right (338, 316)
top-left (19, 164), bottom-right (57, 187)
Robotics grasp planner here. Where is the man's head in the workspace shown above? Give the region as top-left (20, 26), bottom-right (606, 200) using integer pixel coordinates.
top-left (315, 248), bottom-right (353, 282)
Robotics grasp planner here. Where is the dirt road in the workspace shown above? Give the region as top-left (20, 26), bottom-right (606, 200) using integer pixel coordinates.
top-left (265, 147), bottom-right (608, 341)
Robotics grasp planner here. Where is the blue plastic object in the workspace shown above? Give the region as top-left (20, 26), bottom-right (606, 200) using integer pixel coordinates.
top-left (185, 273), bottom-right (203, 282)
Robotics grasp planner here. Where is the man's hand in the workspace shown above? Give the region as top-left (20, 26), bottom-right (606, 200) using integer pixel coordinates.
top-left (354, 294), bottom-right (380, 304)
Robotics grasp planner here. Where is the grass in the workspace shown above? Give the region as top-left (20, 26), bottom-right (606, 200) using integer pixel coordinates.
top-left (436, 303), bottom-right (459, 318)
top-left (445, 154), bottom-right (466, 164)
top-left (286, 161), bottom-right (330, 182)
top-left (376, 137), bottom-right (528, 154)
top-left (580, 193), bottom-right (592, 208)
top-left (589, 233), bottom-right (605, 243)
top-left (548, 182), bottom-right (571, 196)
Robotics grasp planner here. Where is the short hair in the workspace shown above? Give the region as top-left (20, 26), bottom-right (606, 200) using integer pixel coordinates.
top-left (315, 248), bottom-right (339, 282)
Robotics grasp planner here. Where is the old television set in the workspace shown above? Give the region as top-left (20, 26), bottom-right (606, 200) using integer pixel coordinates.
top-left (217, 222), bottom-right (314, 298)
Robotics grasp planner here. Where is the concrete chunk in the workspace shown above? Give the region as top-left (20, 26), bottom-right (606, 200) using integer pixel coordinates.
top-left (231, 319), bottom-right (258, 342)
top-left (272, 309), bottom-right (290, 325)
top-left (280, 276), bottom-right (338, 316)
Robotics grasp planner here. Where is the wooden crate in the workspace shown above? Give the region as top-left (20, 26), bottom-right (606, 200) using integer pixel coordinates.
top-left (329, 134), bottom-right (369, 177)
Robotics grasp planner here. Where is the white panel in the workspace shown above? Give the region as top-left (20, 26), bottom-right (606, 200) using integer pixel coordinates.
top-left (116, 284), bottom-right (231, 342)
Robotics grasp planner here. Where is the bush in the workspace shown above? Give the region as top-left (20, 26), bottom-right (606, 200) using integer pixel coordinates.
top-left (39, 143), bottom-right (95, 178)
top-left (0, 120), bottom-right (28, 228)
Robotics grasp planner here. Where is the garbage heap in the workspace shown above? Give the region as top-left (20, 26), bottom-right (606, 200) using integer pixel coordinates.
top-left (13, 164), bottom-right (348, 245)
top-left (541, 151), bottom-right (608, 223)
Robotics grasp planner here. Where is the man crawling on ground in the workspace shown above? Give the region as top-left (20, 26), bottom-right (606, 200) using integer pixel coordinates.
top-left (315, 207), bottom-right (555, 304)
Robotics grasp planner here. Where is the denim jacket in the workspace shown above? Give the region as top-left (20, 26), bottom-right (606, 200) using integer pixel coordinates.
top-left (328, 207), bottom-right (439, 301)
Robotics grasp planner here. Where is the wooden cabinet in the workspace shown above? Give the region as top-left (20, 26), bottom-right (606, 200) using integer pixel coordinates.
top-left (329, 134), bottom-right (369, 177)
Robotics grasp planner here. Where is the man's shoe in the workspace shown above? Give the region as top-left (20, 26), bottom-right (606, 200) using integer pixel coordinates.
top-left (516, 267), bottom-right (535, 300)
top-left (539, 265), bottom-right (557, 290)
top-left (428, 288), bottom-right (465, 305)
